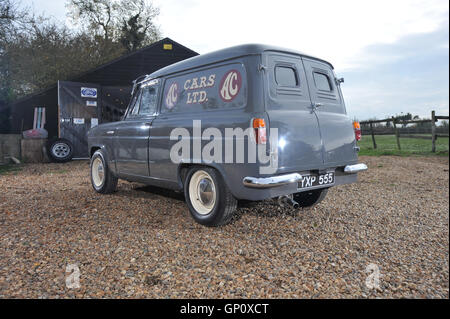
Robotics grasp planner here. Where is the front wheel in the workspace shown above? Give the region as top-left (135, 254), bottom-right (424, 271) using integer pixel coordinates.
top-left (90, 149), bottom-right (118, 194)
top-left (184, 167), bottom-right (237, 227)
top-left (293, 188), bottom-right (328, 208)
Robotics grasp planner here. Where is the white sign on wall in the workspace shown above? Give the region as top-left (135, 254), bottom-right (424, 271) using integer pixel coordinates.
top-left (73, 118), bottom-right (85, 124)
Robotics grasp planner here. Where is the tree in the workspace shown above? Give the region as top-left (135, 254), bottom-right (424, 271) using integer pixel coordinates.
top-left (0, 0), bottom-right (163, 111)
top-left (67, 0), bottom-right (160, 51)
top-left (1, 0), bottom-right (32, 103)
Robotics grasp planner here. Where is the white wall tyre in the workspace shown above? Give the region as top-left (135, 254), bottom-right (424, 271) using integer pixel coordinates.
top-left (90, 149), bottom-right (118, 194)
top-left (184, 167), bottom-right (237, 227)
top-left (47, 138), bottom-right (73, 162)
top-left (188, 170), bottom-right (217, 215)
top-left (91, 157), bottom-right (105, 188)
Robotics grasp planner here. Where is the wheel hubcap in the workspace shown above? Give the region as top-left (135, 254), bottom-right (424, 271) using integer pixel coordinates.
top-left (52, 143), bottom-right (70, 158)
top-left (198, 178), bottom-right (214, 206)
top-left (92, 157), bottom-right (105, 187)
top-left (189, 170), bottom-right (216, 215)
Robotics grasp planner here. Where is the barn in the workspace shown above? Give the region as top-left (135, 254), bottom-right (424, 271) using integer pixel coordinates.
top-left (3, 37), bottom-right (198, 161)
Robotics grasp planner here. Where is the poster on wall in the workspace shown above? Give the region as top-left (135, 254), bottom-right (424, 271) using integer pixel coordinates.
top-left (91, 118), bottom-right (98, 128)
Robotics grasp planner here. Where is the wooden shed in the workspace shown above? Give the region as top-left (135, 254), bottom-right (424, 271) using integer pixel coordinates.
top-left (4, 38), bottom-right (198, 160)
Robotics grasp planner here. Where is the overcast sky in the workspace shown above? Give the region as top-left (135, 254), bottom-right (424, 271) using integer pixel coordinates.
top-left (21, 0), bottom-right (449, 120)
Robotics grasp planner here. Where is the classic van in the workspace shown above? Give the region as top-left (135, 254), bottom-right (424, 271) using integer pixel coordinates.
top-left (87, 44), bottom-right (367, 226)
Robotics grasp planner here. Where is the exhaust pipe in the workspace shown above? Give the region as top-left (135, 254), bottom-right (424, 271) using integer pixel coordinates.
top-left (278, 195), bottom-right (299, 209)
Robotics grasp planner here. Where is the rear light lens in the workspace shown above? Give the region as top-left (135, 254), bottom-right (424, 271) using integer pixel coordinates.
top-left (353, 121), bottom-right (361, 141)
top-left (252, 118), bottom-right (267, 144)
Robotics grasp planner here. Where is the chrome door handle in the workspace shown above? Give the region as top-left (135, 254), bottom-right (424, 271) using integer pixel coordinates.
top-left (313, 103), bottom-right (323, 108)
top-left (106, 130), bottom-right (115, 135)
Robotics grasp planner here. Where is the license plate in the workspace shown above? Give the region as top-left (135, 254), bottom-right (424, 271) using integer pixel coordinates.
top-left (298, 172), bottom-right (334, 189)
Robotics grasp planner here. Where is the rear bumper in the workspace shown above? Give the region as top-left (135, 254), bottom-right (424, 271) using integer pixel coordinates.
top-left (243, 163), bottom-right (367, 189)
top-left (243, 173), bottom-right (302, 188)
top-left (344, 163), bottom-right (368, 173)
top-left (238, 163), bottom-right (367, 200)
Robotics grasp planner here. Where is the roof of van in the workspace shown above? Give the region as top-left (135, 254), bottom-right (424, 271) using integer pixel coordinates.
top-left (146, 44), bottom-right (334, 80)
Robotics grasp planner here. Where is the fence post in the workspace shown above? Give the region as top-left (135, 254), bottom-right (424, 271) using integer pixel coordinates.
top-left (369, 122), bottom-right (377, 149)
top-left (392, 117), bottom-right (401, 150)
top-left (431, 110), bottom-right (436, 153)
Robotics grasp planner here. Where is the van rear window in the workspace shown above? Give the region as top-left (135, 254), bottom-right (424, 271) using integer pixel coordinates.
top-left (275, 66), bottom-right (298, 87)
top-left (161, 63), bottom-right (246, 114)
top-left (313, 72), bottom-right (332, 91)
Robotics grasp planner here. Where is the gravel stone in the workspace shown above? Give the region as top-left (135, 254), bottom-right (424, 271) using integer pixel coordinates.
top-left (0, 156), bottom-right (448, 298)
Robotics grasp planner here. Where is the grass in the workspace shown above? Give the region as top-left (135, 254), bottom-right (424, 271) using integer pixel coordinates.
top-left (0, 164), bottom-right (23, 175)
top-left (358, 134), bottom-right (449, 157)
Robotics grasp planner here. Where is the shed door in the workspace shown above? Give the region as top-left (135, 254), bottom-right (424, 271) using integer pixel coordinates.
top-left (58, 81), bottom-right (101, 158)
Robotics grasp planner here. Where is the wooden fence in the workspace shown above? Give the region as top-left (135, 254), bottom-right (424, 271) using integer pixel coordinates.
top-left (360, 110), bottom-right (449, 152)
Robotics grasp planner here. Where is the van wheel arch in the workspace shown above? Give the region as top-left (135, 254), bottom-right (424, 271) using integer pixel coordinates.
top-left (90, 146), bottom-right (101, 158)
top-left (178, 163), bottom-right (231, 190)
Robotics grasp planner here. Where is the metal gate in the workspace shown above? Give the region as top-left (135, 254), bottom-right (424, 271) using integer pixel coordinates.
top-left (57, 81), bottom-right (101, 158)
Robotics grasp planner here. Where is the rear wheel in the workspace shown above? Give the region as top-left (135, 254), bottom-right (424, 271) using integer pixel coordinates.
top-left (293, 188), bottom-right (328, 208)
top-left (90, 149), bottom-right (118, 194)
top-left (47, 138), bottom-right (73, 162)
top-left (184, 167), bottom-right (237, 226)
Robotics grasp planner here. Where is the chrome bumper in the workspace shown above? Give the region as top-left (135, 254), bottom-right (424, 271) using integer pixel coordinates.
top-left (243, 173), bottom-right (302, 189)
top-left (344, 163), bottom-right (368, 173)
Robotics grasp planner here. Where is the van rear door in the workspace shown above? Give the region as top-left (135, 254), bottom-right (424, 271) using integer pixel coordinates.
top-left (302, 58), bottom-right (357, 166)
top-left (263, 53), bottom-right (324, 173)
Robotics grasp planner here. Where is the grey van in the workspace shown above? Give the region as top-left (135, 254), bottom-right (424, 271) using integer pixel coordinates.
top-left (87, 44), bottom-right (367, 226)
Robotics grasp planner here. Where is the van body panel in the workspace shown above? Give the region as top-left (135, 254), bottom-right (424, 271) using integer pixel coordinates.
top-left (147, 57), bottom-right (263, 194)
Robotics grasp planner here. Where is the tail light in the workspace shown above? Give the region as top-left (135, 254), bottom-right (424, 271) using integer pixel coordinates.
top-left (353, 121), bottom-right (361, 141)
top-left (252, 118), bottom-right (267, 144)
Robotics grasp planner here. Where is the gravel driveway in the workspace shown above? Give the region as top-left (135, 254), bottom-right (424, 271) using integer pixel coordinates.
top-left (0, 156), bottom-right (448, 298)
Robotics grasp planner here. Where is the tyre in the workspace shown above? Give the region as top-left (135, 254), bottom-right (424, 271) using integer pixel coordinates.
top-left (47, 138), bottom-right (73, 163)
top-left (90, 149), bottom-right (118, 194)
top-left (293, 188), bottom-right (328, 208)
top-left (184, 166), bottom-right (237, 226)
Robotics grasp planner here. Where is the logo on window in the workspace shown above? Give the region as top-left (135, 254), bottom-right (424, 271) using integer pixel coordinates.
top-left (219, 70), bottom-right (241, 102)
top-left (165, 82), bottom-right (179, 109)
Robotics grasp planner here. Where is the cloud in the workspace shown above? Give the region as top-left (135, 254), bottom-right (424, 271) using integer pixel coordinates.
top-left (341, 22), bottom-right (449, 120)
top-left (154, 0), bottom-right (449, 69)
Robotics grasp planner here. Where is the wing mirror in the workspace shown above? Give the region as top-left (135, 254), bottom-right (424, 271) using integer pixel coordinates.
top-left (336, 77), bottom-right (344, 84)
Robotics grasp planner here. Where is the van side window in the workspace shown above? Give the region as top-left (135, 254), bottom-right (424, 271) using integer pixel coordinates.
top-left (139, 85), bottom-right (158, 115)
top-left (275, 66), bottom-right (298, 87)
top-left (313, 72), bottom-right (332, 91)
